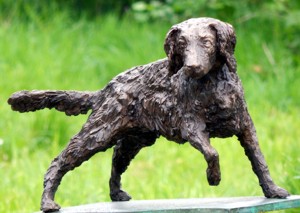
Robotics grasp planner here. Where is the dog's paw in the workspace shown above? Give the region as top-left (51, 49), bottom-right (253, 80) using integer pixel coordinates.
top-left (264, 185), bottom-right (290, 198)
top-left (110, 190), bottom-right (132, 201)
top-left (41, 200), bottom-right (61, 212)
top-left (206, 167), bottom-right (221, 186)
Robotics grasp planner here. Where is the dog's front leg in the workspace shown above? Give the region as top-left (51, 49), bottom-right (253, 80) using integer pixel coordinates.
top-left (182, 118), bottom-right (221, 186)
top-left (237, 113), bottom-right (289, 198)
top-left (189, 134), bottom-right (221, 186)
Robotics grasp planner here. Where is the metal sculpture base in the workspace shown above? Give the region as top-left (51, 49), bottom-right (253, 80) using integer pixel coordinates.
top-left (37, 196), bottom-right (300, 213)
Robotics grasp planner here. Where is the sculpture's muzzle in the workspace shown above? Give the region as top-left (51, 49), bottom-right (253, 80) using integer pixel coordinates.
top-left (182, 47), bottom-right (214, 79)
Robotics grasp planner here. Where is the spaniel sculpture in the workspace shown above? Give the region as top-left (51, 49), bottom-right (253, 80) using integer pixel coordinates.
top-left (8, 17), bottom-right (289, 212)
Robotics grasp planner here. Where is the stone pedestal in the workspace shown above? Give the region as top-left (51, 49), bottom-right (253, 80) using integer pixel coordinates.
top-left (38, 195), bottom-right (300, 212)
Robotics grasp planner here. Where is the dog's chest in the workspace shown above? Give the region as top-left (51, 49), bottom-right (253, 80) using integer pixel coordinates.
top-left (191, 70), bottom-right (246, 137)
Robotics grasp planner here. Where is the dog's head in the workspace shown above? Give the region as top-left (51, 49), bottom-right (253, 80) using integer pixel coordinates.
top-left (164, 18), bottom-right (236, 78)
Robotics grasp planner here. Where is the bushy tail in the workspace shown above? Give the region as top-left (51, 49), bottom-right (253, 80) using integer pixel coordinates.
top-left (8, 90), bottom-right (96, 116)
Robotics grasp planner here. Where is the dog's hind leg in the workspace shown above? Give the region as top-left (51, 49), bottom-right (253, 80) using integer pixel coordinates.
top-left (40, 125), bottom-right (114, 212)
top-left (109, 131), bottom-right (157, 201)
top-left (109, 139), bottom-right (141, 202)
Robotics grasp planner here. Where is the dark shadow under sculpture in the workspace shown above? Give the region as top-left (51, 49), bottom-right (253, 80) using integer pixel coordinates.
top-left (8, 17), bottom-right (289, 212)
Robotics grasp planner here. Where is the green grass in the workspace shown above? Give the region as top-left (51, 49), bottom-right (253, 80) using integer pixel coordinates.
top-left (0, 11), bottom-right (300, 213)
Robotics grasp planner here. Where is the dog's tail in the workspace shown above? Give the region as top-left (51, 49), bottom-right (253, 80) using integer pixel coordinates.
top-left (8, 90), bottom-right (97, 116)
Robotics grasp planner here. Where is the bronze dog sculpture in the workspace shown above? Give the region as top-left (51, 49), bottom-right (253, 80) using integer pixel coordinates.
top-left (8, 17), bottom-right (289, 212)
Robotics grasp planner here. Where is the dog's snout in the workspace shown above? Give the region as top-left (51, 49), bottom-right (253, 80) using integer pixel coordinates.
top-left (183, 64), bottom-right (208, 79)
top-left (185, 64), bottom-right (201, 72)
top-left (184, 64), bottom-right (200, 74)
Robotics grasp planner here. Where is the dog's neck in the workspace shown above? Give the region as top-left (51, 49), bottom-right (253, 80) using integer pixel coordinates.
top-left (210, 59), bottom-right (225, 73)
top-left (167, 55), bottom-right (184, 75)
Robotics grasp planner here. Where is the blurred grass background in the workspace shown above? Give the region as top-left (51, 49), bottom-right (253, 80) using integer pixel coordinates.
top-left (0, 0), bottom-right (299, 212)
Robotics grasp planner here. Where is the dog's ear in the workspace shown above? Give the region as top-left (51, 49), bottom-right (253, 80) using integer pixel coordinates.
top-left (209, 22), bottom-right (237, 72)
top-left (164, 27), bottom-right (182, 74)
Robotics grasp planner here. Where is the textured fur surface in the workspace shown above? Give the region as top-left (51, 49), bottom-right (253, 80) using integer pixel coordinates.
top-left (8, 17), bottom-right (289, 212)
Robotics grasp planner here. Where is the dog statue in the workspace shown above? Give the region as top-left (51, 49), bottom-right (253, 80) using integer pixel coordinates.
top-left (8, 17), bottom-right (289, 212)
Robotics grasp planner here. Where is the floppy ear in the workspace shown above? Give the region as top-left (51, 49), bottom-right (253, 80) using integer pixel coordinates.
top-left (209, 22), bottom-right (237, 72)
top-left (164, 27), bottom-right (183, 74)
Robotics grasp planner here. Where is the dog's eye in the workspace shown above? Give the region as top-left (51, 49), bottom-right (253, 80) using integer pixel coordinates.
top-left (203, 39), bottom-right (213, 48)
top-left (178, 38), bottom-right (187, 48)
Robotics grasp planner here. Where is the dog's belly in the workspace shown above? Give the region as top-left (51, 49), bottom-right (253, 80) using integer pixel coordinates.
top-left (138, 93), bottom-right (186, 142)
